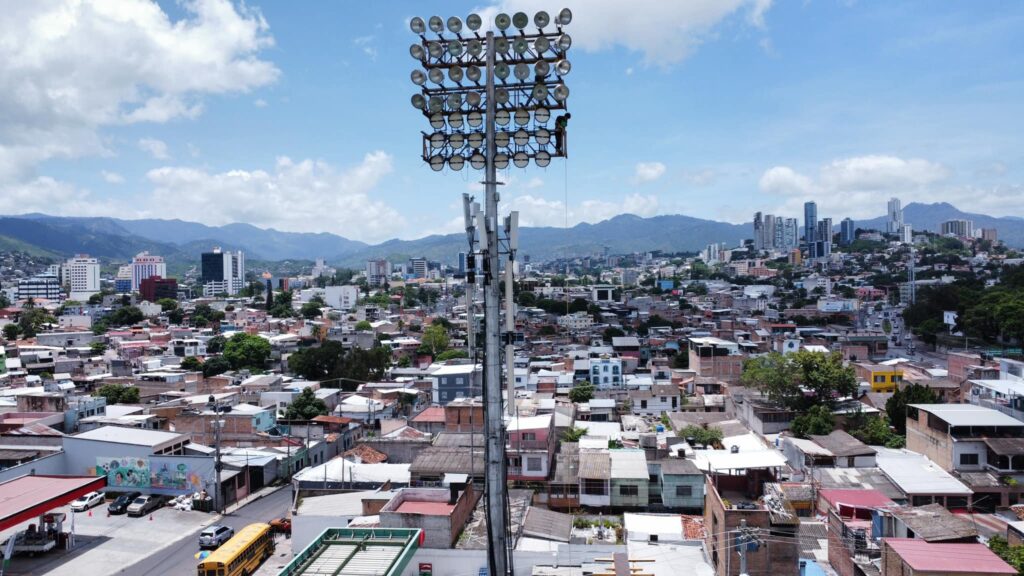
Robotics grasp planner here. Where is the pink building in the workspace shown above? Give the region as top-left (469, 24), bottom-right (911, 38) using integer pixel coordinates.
top-left (506, 413), bottom-right (555, 481)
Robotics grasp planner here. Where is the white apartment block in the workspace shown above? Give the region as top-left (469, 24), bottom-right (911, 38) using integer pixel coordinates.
top-left (324, 285), bottom-right (360, 311)
top-left (557, 311), bottom-right (594, 332)
top-left (63, 255), bottom-right (100, 301)
top-left (590, 356), bottom-right (623, 389)
top-left (131, 251), bottom-right (167, 291)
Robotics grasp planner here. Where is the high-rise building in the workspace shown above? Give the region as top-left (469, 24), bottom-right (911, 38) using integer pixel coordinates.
top-left (941, 219), bottom-right (974, 238)
top-left (981, 228), bottom-right (998, 243)
top-left (200, 248), bottom-right (244, 296)
top-left (139, 276), bottom-right (178, 302)
top-left (131, 251), bottom-right (166, 291)
top-left (63, 254), bottom-right (100, 301)
top-left (115, 266), bottom-right (133, 294)
top-left (804, 201), bottom-right (818, 244)
top-left (457, 252), bottom-right (467, 278)
top-left (840, 218), bottom-right (856, 246)
top-left (409, 257), bottom-right (428, 279)
top-left (753, 212), bottom-right (765, 250)
top-left (887, 197), bottom-right (903, 234)
top-left (783, 218), bottom-right (799, 250)
top-left (813, 218), bottom-right (833, 259)
top-left (900, 224), bottom-right (913, 244)
top-left (17, 275), bottom-right (62, 301)
top-left (366, 259), bottom-right (392, 287)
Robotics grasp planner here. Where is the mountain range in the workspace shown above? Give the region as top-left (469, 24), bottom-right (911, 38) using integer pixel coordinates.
top-left (0, 202), bottom-right (1019, 269)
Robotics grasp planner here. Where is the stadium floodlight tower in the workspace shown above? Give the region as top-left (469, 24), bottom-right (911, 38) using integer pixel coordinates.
top-left (408, 8), bottom-right (573, 575)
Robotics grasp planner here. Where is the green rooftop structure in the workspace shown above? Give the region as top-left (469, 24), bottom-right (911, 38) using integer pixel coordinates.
top-left (277, 527), bottom-right (422, 576)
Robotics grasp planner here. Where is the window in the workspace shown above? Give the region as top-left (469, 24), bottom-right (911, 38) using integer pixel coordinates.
top-left (619, 484), bottom-right (639, 496)
top-left (522, 432), bottom-right (536, 441)
top-left (582, 479), bottom-right (607, 495)
top-left (960, 453), bottom-right (980, 466)
top-left (873, 375), bottom-right (885, 383)
top-left (660, 397), bottom-right (667, 403)
top-left (672, 397), bottom-right (678, 408)
top-left (527, 457), bottom-right (543, 471)
top-left (456, 377), bottom-right (465, 385)
top-left (676, 485), bottom-right (693, 497)
top-left (640, 400), bottom-right (648, 409)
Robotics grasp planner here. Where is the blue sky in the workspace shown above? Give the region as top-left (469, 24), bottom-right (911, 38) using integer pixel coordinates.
top-left (0, 0), bottom-right (1021, 243)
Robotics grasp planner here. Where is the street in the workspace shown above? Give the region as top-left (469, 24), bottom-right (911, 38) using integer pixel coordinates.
top-left (120, 486), bottom-right (293, 576)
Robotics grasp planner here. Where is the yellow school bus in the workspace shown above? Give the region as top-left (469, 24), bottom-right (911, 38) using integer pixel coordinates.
top-left (197, 523), bottom-right (274, 576)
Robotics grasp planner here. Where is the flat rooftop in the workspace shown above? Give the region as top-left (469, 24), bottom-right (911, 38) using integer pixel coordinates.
top-left (910, 403), bottom-right (1024, 428)
top-left (394, 500), bottom-right (456, 516)
top-left (70, 425), bottom-right (188, 448)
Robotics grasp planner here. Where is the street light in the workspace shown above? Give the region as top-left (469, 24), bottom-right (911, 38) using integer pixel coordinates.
top-left (407, 10), bottom-right (572, 576)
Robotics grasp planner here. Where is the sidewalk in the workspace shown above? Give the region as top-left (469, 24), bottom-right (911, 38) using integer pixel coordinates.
top-left (223, 483), bottom-right (290, 515)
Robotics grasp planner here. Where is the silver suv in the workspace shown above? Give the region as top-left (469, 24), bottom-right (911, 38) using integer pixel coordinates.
top-left (199, 525), bottom-right (234, 549)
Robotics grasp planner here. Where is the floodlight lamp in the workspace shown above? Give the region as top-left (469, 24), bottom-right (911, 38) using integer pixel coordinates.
top-left (466, 91), bottom-right (482, 108)
top-left (495, 12), bottom-right (511, 31)
top-left (429, 155), bottom-right (445, 171)
top-left (514, 63), bottom-right (530, 80)
top-left (535, 11), bottom-right (550, 29)
top-left (535, 150), bottom-right (551, 167)
top-left (409, 44), bottom-right (425, 60)
top-left (468, 132), bottom-right (484, 148)
top-left (427, 41), bottom-right (443, 59)
top-left (496, 88), bottom-right (510, 104)
top-left (449, 155), bottom-right (465, 171)
top-left (428, 68), bottom-right (444, 85)
top-left (512, 12), bottom-right (529, 30)
top-left (429, 112), bottom-right (445, 129)
top-left (449, 111), bottom-right (465, 129)
top-left (449, 132), bottom-right (465, 149)
top-left (556, 60), bottom-right (572, 76)
top-left (411, 69), bottom-right (426, 85)
top-left (411, 94), bottom-right (426, 110)
top-left (534, 36), bottom-right (550, 54)
top-left (496, 109), bottom-right (511, 126)
top-left (513, 152), bottom-right (529, 168)
top-left (428, 16), bottom-right (444, 34)
top-left (558, 8), bottom-right (572, 26)
top-left (553, 84), bottom-right (569, 101)
top-left (495, 131), bottom-right (510, 148)
top-left (428, 95), bottom-right (444, 112)
top-left (410, 17), bottom-right (426, 34)
top-left (494, 37), bottom-right (510, 55)
top-left (468, 110), bottom-right (484, 127)
top-left (467, 40), bottom-right (483, 58)
top-left (494, 62), bottom-right (510, 80)
top-left (535, 128), bottom-right (551, 145)
top-left (514, 108), bottom-right (530, 126)
top-left (446, 93), bottom-right (463, 109)
top-left (534, 107), bottom-right (550, 123)
top-left (466, 13), bottom-right (482, 31)
top-left (532, 83), bottom-right (548, 100)
top-left (470, 153), bottom-right (486, 169)
top-left (449, 65), bottom-right (464, 83)
top-left (557, 34), bottom-right (572, 52)
top-left (535, 60), bottom-right (550, 78)
top-left (430, 132), bottom-right (446, 149)
top-left (514, 129), bottom-right (530, 146)
top-left (513, 38), bottom-right (529, 55)
top-left (495, 153), bottom-right (510, 169)
top-left (467, 65), bottom-right (482, 82)
top-left (447, 16), bottom-right (463, 34)
top-left (448, 40), bottom-right (464, 57)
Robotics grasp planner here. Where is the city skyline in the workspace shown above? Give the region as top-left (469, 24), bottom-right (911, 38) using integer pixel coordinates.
top-left (0, 1), bottom-right (1021, 243)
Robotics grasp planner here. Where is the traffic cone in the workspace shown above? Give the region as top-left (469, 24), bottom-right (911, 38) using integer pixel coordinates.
top-left (88, 509), bottom-right (92, 517)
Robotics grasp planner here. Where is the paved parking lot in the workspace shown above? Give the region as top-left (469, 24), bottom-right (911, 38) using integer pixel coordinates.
top-left (4, 502), bottom-right (215, 576)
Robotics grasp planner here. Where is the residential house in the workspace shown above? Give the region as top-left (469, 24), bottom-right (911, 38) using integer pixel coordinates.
top-left (589, 356), bottom-right (623, 390)
top-left (880, 539), bottom-right (1014, 576)
top-left (855, 363), bottom-right (904, 393)
top-left (629, 383), bottom-right (681, 416)
top-left (610, 449), bottom-right (649, 509)
top-left (430, 364), bottom-right (480, 404)
top-left (652, 458), bottom-right (704, 510)
top-left (578, 450), bottom-right (611, 508)
top-left (704, 476), bottom-right (800, 576)
top-left (506, 413), bottom-right (555, 482)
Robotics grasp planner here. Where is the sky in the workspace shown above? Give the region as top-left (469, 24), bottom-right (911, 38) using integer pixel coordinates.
top-left (0, 0), bottom-right (1022, 243)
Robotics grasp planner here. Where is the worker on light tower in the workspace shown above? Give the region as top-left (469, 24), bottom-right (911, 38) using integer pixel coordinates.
top-left (554, 112), bottom-right (571, 156)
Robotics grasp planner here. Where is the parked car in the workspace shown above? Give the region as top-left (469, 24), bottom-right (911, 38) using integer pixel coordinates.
top-left (70, 492), bottom-right (105, 512)
top-left (269, 517), bottom-right (291, 535)
top-left (126, 495), bottom-right (162, 517)
top-left (199, 525), bottom-right (235, 549)
top-left (107, 492), bottom-right (142, 515)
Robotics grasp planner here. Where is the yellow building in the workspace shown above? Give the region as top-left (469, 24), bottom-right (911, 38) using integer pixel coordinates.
top-left (855, 363), bottom-right (903, 393)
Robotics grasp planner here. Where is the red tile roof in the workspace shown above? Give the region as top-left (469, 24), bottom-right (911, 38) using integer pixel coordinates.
top-left (819, 489), bottom-right (895, 510)
top-left (411, 406), bottom-right (446, 423)
top-left (343, 444), bottom-right (388, 464)
top-left (313, 415), bottom-right (353, 425)
top-left (883, 539), bottom-right (1016, 574)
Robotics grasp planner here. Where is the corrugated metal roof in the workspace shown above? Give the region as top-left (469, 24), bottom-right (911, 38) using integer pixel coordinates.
top-left (578, 451), bottom-right (610, 479)
top-left (609, 450), bottom-right (647, 479)
top-left (883, 539), bottom-right (1015, 574)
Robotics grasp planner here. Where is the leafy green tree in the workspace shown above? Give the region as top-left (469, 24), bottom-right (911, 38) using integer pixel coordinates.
top-left (741, 351), bottom-right (856, 410)
top-left (88, 293), bottom-right (104, 306)
top-left (741, 352), bottom-right (800, 407)
top-left (678, 425), bottom-right (723, 447)
top-left (538, 324), bottom-right (557, 336)
top-left (0, 292), bottom-right (9, 308)
top-left (988, 536), bottom-right (1024, 573)
top-left (18, 304), bottom-right (57, 338)
top-left (180, 356), bottom-right (203, 371)
top-left (603, 326), bottom-right (625, 341)
top-left (790, 405), bottom-right (835, 438)
top-left (2, 324), bottom-right (19, 341)
top-left (202, 356), bottom-right (232, 377)
top-left (421, 324), bottom-right (450, 357)
top-left (562, 426), bottom-right (589, 442)
top-left (206, 335), bottom-right (227, 354)
top-left (672, 351), bottom-right (689, 369)
top-left (96, 384), bottom-right (140, 404)
top-left (89, 341), bottom-right (107, 356)
top-left (568, 382), bottom-right (594, 404)
top-left (107, 306), bottom-right (144, 327)
top-left (436, 349), bottom-right (468, 361)
top-left (850, 416), bottom-right (905, 448)
top-left (300, 301), bottom-right (323, 320)
top-left (157, 298), bottom-right (178, 312)
top-left (223, 333), bottom-right (271, 370)
top-left (886, 383), bottom-right (938, 435)
top-left (288, 341), bottom-right (391, 391)
top-left (284, 387), bottom-right (329, 420)
top-left (167, 308), bottom-right (185, 325)
top-left (354, 320), bottom-right (372, 331)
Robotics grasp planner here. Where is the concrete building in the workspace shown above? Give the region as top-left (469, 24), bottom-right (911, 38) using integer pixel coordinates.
top-left (378, 484), bottom-right (478, 548)
top-left (431, 364), bottom-right (480, 405)
top-left (688, 337), bottom-right (744, 383)
top-left (940, 219), bottom-right (974, 239)
top-left (130, 252), bottom-right (166, 291)
top-left (652, 458), bottom-right (704, 510)
top-left (840, 217), bottom-right (856, 246)
top-left (63, 255), bottom-right (100, 301)
top-left (323, 285), bottom-right (359, 311)
top-left (589, 356), bottom-right (623, 389)
top-left (804, 201), bottom-right (818, 245)
top-left (366, 259), bottom-right (392, 287)
top-left (610, 449), bottom-right (649, 508)
top-left (139, 276), bottom-right (177, 303)
top-left (888, 197), bottom-right (904, 234)
top-left (506, 413), bottom-right (555, 482)
top-left (578, 450), bottom-right (611, 508)
top-left (17, 275), bottom-right (62, 301)
top-left (704, 477), bottom-right (800, 576)
top-left (881, 539), bottom-right (1014, 576)
top-left (200, 247), bottom-right (245, 296)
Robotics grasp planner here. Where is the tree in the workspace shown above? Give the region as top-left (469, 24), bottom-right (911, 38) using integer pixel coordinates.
top-left (886, 383), bottom-right (938, 435)
top-left (96, 384), bottom-right (140, 405)
top-left (421, 324), bottom-right (450, 357)
top-left (206, 335), bottom-right (227, 354)
top-left (603, 326), bottom-right (625, 341)
top-left (988, 536), bottom-right (1024, 573)
top-left (568, 382), bottom-right (594, 404)
top-left (167, 308), bottom-right (185, 325)
top-left (790, 405), bottom-right (835, 438)
top-left (106, 306), bottom-right (144, 327)
top-left (202, 356), bottom-right (232, 377)
top-left (157, 298), bottom-right (178, 312)
top-left (180, 356), bottom-right (203, 372)
top-left (284, 387), bottom-right (329, 420)
top-left (672, 351), bottom-right (689, 369)
top-left (538, 324), bottom-right (557, 336)
top-left (223, 333), bottom-right (271, 370)
top-left (850, 415), bottom-right (904, 448)
top-left (436, 349), bottom-right (468, 361)
top-left (89, 341), bottom-right (108, 356)
top-left (300, 301), bottom-right (323, 320)
top-left (354, 320), bottom-right (372, 331)
top-left (562, 426), bottom-right (588, 442)
top-left (678, 425), bottom-right (723, 447)
top-left (2, 324), bottom-right (19, 341)
top-left (88, 293), bottom-right (104, 306)
top-left (288, 341), bottom-right (391, 391)
top-left (741, 351), bottom-right (856, 411)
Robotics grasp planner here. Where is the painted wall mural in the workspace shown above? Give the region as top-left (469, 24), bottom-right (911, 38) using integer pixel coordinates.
top-left (92, 455), bottom-right (212, 494)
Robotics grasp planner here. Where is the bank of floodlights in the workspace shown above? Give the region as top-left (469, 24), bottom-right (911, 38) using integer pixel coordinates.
top-left (409, 9), bottom-right (573, 171)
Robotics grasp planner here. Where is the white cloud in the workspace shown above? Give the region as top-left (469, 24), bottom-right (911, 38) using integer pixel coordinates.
top-left (504, 193), bottom-right (660, 228)
top-left (525, 177), bottom-right (544, 189)
top-left (486, 0), bottom-right (773, 66)
top-left (634, 161), bottom-right (667, 183)
top-left (0, 176), bottom-right (118, 217)
top-left (138, 138), bottom-right (170, 160)
top-left (0, 0), bottom-right (278, 188)
top-left (253, 99), bottom-right (268, 108)
top-left (682, 169), bottom-right (717, 187)
top-left (101, 170), bottom-right (125, 184)
top-left (143, 152), bottom-right (403, 243)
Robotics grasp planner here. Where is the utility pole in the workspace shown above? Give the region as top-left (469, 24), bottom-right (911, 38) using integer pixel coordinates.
top-left (208, 395), bottom-right (223, 515)
top-left (736, 518), bottom-right (762, 576)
